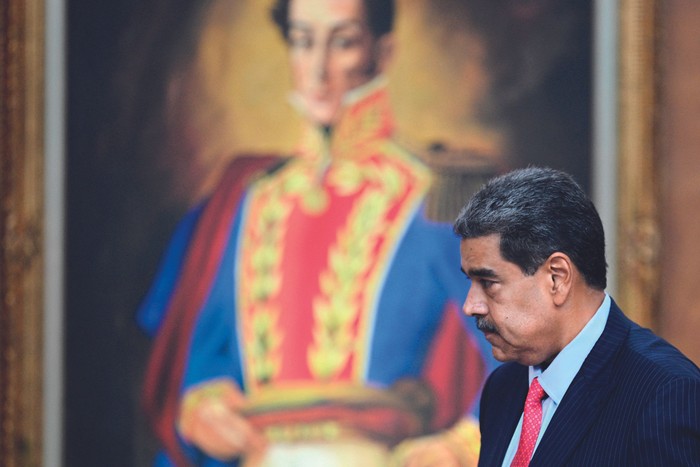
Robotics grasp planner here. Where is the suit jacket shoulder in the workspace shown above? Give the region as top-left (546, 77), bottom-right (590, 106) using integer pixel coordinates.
top-left (478, 300), bottom-right (700, 467)
top-left (534, 301), bottom-right (700, 466)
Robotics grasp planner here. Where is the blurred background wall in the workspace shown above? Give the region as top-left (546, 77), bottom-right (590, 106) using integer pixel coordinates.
top-left (657, 0), bottom-right (700, 365)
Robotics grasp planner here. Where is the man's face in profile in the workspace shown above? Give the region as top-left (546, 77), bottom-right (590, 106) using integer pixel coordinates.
top-left (287, 0), bottom-right (389, 126)
top-left (460, 234), bottom-right (566, 367)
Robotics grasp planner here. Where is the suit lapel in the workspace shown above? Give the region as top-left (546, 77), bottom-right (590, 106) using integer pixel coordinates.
top-left (497, 370), bottom-right (529, 464)
top-left (480, 364), bottom-right (529, 466)
top-left (530, 301), bottom-right (631, 466)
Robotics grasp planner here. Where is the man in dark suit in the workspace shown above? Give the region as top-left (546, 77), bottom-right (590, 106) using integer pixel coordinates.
top-left (453, 166), bottom-right (700, 466)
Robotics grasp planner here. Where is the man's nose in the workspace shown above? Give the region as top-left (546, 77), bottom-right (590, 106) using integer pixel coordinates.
top-left (462, 288), bottom-right (486, 317)
top-left (310, 44), bottom-right (330, 83)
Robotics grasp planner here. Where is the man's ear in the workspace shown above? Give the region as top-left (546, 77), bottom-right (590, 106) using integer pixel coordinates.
top-left (546, 252), bottom-right (573, 306)
top-left (374, 34), bottom-right (395, 74)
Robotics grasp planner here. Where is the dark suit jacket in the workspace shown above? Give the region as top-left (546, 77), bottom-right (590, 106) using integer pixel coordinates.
top-left (478, 300), bottom-right (700, 466)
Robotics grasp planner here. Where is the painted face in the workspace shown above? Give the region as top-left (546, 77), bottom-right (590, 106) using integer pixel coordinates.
top-left (460, 234), bottom-right (564, 366)
top-left (287, 0), bottom-right (386, 126)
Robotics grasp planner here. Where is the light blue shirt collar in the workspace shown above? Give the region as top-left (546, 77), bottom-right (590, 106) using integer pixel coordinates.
top-left (530, 294), bottom-right (611, 403)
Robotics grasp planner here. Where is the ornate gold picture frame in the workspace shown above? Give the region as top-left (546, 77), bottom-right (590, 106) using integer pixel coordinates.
top-left (616, 0), bottom-right (658, 329)
top-left (1, 0), bottom-right (45, 465)
top-left (0, 0), bottom-right (658, 465)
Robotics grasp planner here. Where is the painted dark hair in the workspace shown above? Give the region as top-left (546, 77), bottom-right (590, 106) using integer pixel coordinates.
top-left (454, 167), bottom-right (607, 290)
top-left (270, 0), bottom-right (395, 40)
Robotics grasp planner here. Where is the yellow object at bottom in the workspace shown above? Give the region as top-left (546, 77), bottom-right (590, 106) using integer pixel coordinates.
top-left (242, 439), bottom-right (390, 467)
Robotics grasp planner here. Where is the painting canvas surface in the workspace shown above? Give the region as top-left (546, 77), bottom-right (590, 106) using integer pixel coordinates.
top-left (65, 1), bottom-right (591, 465)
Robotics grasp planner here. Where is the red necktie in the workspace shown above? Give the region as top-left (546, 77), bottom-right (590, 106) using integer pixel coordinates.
top-left (511, 377), bottom-right (547, 467)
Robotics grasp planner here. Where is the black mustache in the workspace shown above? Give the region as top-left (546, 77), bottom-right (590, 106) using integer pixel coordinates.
top-left (476, 316), bottom-right (498, 334)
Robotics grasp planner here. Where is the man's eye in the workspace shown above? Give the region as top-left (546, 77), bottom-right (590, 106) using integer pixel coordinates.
top-left (289, 34), bottom-right (312, 49)
top-left (330, 35), bottom-right (358, 49)
top-left (481, 279), bottom-right (495, 290)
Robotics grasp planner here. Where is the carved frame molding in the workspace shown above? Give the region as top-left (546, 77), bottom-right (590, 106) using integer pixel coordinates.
top-left (0, 0), bottom-right (659, 464)
top-left (616, 0), bottom-right (659, 328)
top-left (1, 0), bottom-right (45, 465)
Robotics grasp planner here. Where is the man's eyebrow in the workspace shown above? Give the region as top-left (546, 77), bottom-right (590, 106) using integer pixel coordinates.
top-left (289, 19), bottom-right (364, 33)
top-left (463, 267), bottom-right (497, 279)
top-left (330, 20), bottom-right (364, 32)
top-left (288, 20), bottom-right (311, 32)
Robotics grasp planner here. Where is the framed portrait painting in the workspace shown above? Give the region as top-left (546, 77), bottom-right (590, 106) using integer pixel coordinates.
top-left (1, 0), bottom-right (658, 466)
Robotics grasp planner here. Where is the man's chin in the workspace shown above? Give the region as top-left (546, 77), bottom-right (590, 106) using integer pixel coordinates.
top-left (491, 348), bottom-right (511, 362)
top-left (306, 103), bottom-right (339, 127)
top-left (489, 341), bottom-right (517, 363)
top-left (483, 331), bottom-right (504, 348)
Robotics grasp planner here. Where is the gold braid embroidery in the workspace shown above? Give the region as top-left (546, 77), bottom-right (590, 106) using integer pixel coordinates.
top-left (240, 152), bottom-right (428, 387)
top-left (241, 163), bottom-right (304, 386)
top-left (242, 158), bottom-right (337, 387)
top-left (308, 158), bottom-right (406, 380)
top-left (309, 191), bottom-right (386, 379)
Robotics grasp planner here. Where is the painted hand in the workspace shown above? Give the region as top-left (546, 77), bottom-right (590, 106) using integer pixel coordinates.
top-left (389, 417), bottom-right (480, 467)
top-left (177, 379), bottom-right (267, 461)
